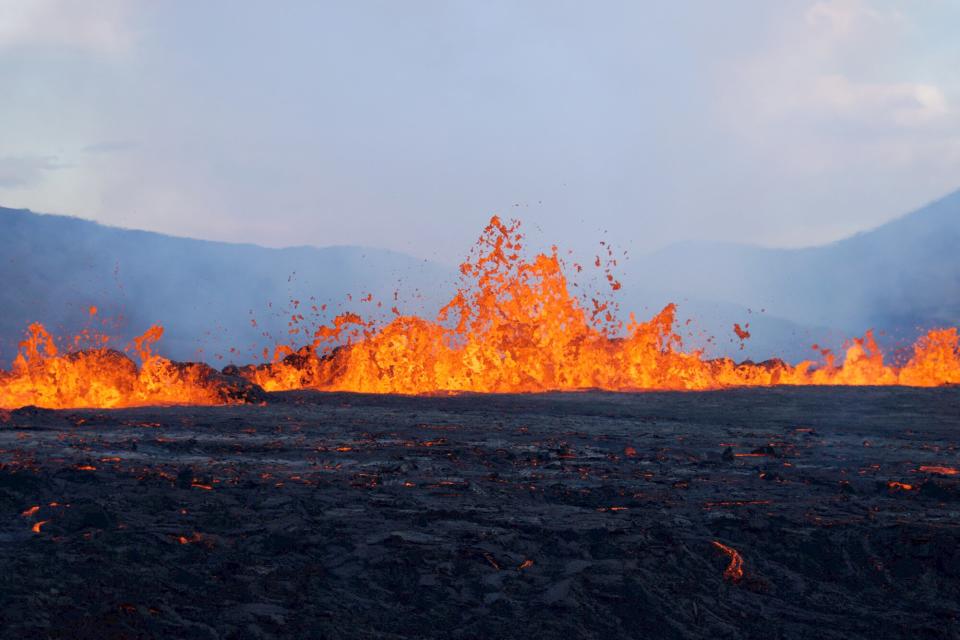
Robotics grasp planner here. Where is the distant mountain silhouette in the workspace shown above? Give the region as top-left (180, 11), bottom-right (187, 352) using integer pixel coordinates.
top-left (0, 207), bottom-right (453, 364)
top-left (623, 189), bottom-right (960, 359)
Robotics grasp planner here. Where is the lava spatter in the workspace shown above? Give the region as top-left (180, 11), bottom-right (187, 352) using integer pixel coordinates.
top-left (244, 216), bottom-right (960, 395)
top-left (1, 216), bottom-right (959, 409)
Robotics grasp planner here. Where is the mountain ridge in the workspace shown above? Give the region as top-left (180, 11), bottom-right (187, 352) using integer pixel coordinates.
top-left (625, 188), bottom-right (960, 339)
top-left (0, 205), bottom-right (454, 364)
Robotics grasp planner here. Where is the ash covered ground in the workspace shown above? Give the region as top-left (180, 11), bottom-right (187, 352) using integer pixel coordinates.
top-left (1, 388), bottom-right (959, 640)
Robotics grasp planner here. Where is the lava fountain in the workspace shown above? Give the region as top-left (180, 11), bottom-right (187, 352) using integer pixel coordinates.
top-left (1, 216), bottom-right (958, 409)
top-left (0, 320), bottom-right (259, 410)
top-left (238, 216), bottom-right (960, 394)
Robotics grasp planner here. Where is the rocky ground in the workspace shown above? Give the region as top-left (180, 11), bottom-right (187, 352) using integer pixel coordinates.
top-left (1, 387), bottom-right (959, 639)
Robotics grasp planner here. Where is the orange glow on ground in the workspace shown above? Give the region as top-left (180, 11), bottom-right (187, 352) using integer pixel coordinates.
top-left (712, 541), bottom-right (745, 582)
top-left (918, 466), bottom-right (958, 476)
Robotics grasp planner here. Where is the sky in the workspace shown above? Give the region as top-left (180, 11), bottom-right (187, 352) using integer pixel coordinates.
top-left (1, 0), bottom-right (959, 264)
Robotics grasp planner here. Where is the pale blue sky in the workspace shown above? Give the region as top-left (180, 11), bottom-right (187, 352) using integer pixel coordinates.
top-left (1, 0), bottom-right (958, 262)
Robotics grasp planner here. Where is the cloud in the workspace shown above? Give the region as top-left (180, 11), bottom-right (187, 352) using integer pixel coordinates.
top-left (796, 2), bottom-right (946, 129)
top-left (82, 141), bottom-right (138, 155)
top-left (0, 0), bottom-right (134, 52)
top-left (0, 155), bottom-right (67, 188)
top-left (698, 0), bottom-right (960, 248)
top-left (810, 74), bottom-right (949, 128)
top-left (720, 1), bottom-right (957, 147)
top-left (804, 0), bottom-right (896, 37)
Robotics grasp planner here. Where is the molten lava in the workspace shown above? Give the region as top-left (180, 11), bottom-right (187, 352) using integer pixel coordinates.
top-left (0, 323), bottom-right (250, 409)
top-left (918, 466), bottom-right (959, 476)
top-left (1, 216), bottom-right (959, 409)
top-left (241, 217), bottom-right (960, 394)
top-left (711, 540), bottom-right (745, 583)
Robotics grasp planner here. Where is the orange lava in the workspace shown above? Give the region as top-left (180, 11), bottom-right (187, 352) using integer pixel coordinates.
top-left (887, 482), bottom-right (914, 491)
top-left (733, 323), bottom-right (751, 341)
top-left (1, 216), bottom-right (959, 409)
top-left (712, 540), bottom-right (745, 582)
top-left (242, 217), bottom-right (960, 394)
top-left (918, 466), bottom-right (959, 476)
top-left (0, 323), bottom-right (247, 409)
top-left (177, 533), bottom-right (204, 545)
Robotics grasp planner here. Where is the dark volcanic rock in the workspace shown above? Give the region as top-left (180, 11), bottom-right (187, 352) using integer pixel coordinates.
top-left (174, 361), bottom-right (267, 404)
top-left (0, 387), bottom-right (958, 639)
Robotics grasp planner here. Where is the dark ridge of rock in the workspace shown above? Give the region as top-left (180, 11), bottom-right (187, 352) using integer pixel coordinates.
top-left (169, 360), bottom-right (268, 404)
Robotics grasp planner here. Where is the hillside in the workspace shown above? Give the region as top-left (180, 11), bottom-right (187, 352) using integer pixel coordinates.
top-left (623, 189), bottom-right (960, 356)
top-left (0, 207), bottom-right (453, 363)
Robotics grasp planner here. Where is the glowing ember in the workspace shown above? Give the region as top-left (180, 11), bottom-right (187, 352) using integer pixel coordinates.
top-left (1, 216), bottom-right (958, 409)
top-left (918, 465), bottom-right (959, 476)
top-left (177, 533), bottom-right (204, 545)
top-left (21, 505), bottom-right (40, 517)
top-left (711, 540), bottom-right (745, 583)
top-left (31, 520), bottom-right (49, 534)
top-left (733, 323), bottom-right (751, 341)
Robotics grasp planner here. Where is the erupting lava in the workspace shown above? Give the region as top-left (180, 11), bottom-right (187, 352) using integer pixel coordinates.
top-left (0, 322), bottom-right (255, 410)
top-left (240, 217), bottom-right (960, 394)
top-left (1, 216), bottom-right (959, 409)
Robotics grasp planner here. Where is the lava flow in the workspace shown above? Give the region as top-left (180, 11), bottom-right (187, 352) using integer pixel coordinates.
top-left (240, 216), bottom-right (960, 394)
top-left (711, 541), bottom-right (745, 583)
top-left (1, 216), bottom-right (959, 409)
top-left (0, 321), bottom-right (257, 410)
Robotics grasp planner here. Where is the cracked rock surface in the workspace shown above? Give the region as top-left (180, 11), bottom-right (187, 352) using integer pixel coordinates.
top-left (1, 387), bottom-right (959, 639)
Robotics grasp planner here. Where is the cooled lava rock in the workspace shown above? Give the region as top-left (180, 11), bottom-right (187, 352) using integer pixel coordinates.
top-left (0, 387), bottom-right (958, 639)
